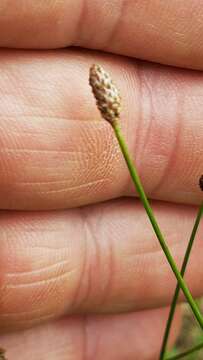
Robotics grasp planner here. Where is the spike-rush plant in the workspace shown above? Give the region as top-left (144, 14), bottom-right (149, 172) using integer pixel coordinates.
top-left (89, 64), bottom-right (203, 359)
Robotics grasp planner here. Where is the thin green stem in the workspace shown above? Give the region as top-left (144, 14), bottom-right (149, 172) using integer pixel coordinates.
top-left (160, 203), bottom-right (203, 360)
top-left (166, 341), bottom-right (203, 360)
top-left (112, 120), bottom-right (203, 328)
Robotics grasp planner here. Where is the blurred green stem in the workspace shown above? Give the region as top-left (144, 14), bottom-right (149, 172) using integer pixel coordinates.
top-left (166, 341), bottom-right (203, 360)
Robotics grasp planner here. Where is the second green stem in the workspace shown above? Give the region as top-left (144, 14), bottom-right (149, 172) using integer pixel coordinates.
top-left (160, 203), bottom-right (203, 359)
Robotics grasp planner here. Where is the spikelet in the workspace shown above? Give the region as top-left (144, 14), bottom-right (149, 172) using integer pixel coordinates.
top-left (199, 175), bottom-right (203, 191)
top-left (89, 64), bottom-right (121, 124)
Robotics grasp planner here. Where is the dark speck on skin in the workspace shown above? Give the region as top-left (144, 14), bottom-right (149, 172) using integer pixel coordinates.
top-left (199, 175), bottom-right (203, 191)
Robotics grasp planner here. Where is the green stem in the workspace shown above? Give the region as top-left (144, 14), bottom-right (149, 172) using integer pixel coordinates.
top-left (166, 342), bottom-right (203, 360)
top-left (112, 120), bottom-right (203, 328)
top-left (160, 203), bottom-right (203, 360)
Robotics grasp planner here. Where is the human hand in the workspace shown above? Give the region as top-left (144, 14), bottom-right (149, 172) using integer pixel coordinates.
top-left (0, 1), bottom-right (202, 359)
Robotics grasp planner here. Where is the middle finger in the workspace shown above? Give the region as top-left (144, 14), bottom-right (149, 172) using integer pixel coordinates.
top-left (0, 49), bottom-right (202, 210)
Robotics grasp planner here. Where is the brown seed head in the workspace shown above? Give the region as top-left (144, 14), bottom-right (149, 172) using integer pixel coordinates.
top-left (199, 175), bottom-right (203, 191)
top-left (89, 64), bottom-right (121, 124)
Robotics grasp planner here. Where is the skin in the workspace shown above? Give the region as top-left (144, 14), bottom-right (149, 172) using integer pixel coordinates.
top-left (0, 0), bottom-right (202, 358)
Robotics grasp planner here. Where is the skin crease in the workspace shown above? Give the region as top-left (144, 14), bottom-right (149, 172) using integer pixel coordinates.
top-left (0, 1), bottom-right (202, 359)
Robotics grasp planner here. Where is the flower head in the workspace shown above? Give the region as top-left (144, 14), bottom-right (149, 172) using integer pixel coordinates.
top-left (89, 64), bottom-right (121, 124)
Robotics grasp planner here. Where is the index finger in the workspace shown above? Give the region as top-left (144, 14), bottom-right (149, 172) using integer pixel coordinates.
top-left (1, 0), bottom-right (203, 69)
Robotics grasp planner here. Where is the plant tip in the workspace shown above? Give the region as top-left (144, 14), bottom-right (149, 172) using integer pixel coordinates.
top-left (89, 64), bottom-right (122, 124)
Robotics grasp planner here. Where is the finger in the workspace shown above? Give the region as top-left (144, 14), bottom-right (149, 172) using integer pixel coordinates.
top-left (1, 1), bottom-right (203, 70)
top-left (0, 199), bottom-right (202, 330)
top-left (0, 51), bottom-right (203, 209)
top-left (0, 308), bottom-right (181, 360)
top-left (0, 50), bottom-right (202, 210)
